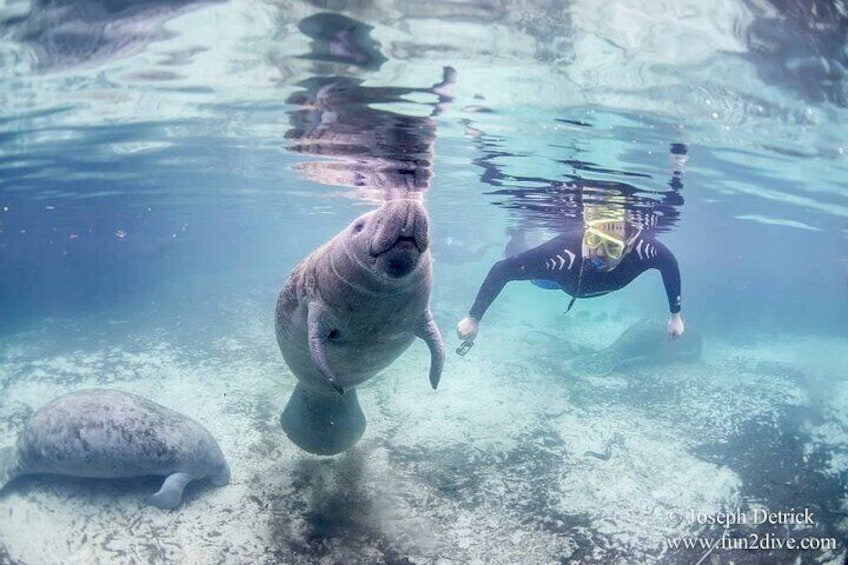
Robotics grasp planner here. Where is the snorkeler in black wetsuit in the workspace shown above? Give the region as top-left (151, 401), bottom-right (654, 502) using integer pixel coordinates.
top-left (456, 217), bottom-right (684, 352)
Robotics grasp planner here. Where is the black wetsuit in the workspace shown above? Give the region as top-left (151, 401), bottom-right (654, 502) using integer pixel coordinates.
top-left (468, 233), bottom-right (682, 321)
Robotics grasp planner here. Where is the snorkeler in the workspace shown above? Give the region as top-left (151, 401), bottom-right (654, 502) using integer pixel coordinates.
top-left (455, 207), bottom-right (684, 354)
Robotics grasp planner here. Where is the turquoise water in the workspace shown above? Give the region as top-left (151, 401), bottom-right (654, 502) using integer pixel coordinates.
top-left (1, 1), bottom-right (847, 564)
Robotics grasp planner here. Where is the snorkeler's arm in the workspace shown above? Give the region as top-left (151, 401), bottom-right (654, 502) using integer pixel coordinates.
top-left (468, 256), bottom-right (530, 321)
top-left (651, 241), bottom-right (682, 314)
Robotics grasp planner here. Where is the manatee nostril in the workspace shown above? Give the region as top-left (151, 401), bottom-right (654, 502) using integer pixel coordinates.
top-left (368, 199), bottom-right (432, 256)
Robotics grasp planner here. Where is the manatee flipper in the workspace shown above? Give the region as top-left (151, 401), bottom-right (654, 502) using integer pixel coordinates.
top-left (414, 308), bottom-right (445, 389)
top-left (145, 472), bottom-right (194, 509)
top-left (281, 383), bottom-right (366, 456)
top-left (0, 446), bottom-right (23, 490)
top-left (307, 300), bottom-right (344, 394)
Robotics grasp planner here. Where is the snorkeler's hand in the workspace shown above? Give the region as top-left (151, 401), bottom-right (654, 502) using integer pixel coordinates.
top-left (668, 313), bottom-right (684, 341)
top-left (456, 316), bottom-right (479, 343)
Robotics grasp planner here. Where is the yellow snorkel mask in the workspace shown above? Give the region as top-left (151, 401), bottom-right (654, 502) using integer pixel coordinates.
top-left (583, 225), bottom-right (627, 260)
top-left (581, 205), bottom-right (637, 271)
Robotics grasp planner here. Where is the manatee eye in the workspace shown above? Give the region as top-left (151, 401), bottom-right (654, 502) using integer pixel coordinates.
top-left (353, 222), bottom-right (364, 234)
top-left (328, 329), bottom-right (339, 340)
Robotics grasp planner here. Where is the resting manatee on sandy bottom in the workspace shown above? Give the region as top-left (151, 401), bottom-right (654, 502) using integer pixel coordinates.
top-left (0, 389), bottom-right (230, 509)
top-left (275, 198), bottom-right (445, 456)
top-left (582, 318), bottom-right (703, 375)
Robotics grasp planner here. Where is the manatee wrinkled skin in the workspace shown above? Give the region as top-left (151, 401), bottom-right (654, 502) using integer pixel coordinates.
top-left (275, 198), bottom-right (445, 455)
top-left (0, 389), bottom-right (230, 509)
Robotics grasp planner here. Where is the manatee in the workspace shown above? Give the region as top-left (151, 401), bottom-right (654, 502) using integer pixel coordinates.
top-left (583, 318), bottom-right (703, 375)
top-left (275, 198), bottom-right (445, 456)
top-left (0, 389), bottom-right (230, 509)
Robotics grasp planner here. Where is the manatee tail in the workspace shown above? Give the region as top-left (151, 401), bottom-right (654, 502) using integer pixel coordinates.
top-left (281, 384), bottom-right (366, 456)
top-left (0, 446), bottom-right (23, 491)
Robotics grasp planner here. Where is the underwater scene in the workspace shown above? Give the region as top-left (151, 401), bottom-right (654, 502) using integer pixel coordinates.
top-left (1, 0), bottom-right (847, 563)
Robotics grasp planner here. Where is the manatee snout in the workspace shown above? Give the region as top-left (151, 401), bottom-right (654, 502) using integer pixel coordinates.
top-left (370, 199), bottom-right (430, 278)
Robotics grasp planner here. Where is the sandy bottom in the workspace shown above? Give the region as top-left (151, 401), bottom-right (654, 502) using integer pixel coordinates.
top-left (0, 289), bottom-right (846, 564)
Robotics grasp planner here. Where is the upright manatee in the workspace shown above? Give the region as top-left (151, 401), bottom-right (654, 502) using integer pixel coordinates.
top-left (275, 198), bottom-right (445, 455)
